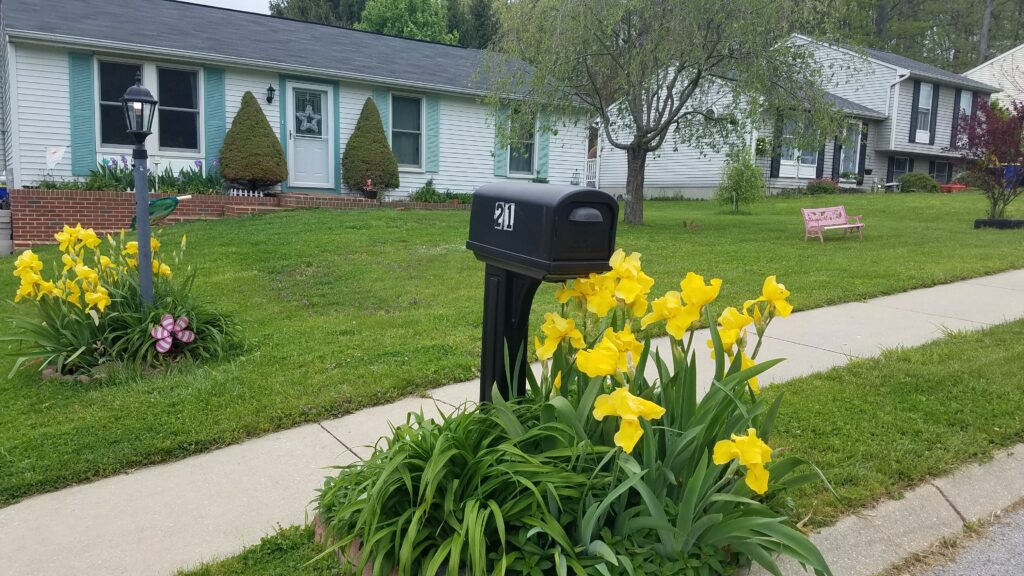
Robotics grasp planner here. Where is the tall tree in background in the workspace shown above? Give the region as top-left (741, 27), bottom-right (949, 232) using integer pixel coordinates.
top-left (357, 0), bottom-right (459, 44)
top-left (490, 0), bottom-right (841, 225)
top-left (269, 0), bottom-right (366, 26)
top-left (978, 0), bottom-right (994, 65)
top-left (461, 0), bottom-right (498, 48)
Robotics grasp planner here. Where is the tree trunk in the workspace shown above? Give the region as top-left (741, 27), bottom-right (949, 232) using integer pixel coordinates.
top-left (624, 147), bottom-right (648, 225)
top-left (874, 2), bottom-right (890, 42)
top-left (978, 0), bottom-right (994, 65)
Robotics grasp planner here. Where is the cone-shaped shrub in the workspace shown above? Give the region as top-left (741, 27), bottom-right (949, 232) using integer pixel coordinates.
top-left (220, 91), bottom-right (287, 191)
top-left (342, 98), bottom-right (399, 194)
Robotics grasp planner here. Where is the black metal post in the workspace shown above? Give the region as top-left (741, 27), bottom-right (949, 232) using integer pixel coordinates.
top-left (133, 143), bottom-right (153, 306)
top-left (479, 264), bottom-right (541, 402)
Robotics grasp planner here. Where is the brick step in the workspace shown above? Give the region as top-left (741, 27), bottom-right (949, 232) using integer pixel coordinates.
top-left (223, 204), bottom-right (288, 217)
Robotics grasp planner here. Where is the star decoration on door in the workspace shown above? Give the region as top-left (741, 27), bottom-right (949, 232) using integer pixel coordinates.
top-left (296, 104), bottom-right (321, 135)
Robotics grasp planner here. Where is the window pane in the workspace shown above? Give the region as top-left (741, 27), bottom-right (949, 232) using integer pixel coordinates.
top-left (158, 109), bottom-right (199, 150)
top-left (509, 143), bottom-right (534, 174)
top-left (99, 62), bottom-right (141, 102)
top-left (393, 131), bottom-right (420, 166)
top-left (840, 123), bottom-right (860, 174)
top-left (916, 109), bottom-right (930, 129)
top-left (392, 96), bottom-right (421, 132)
top-left (894, 157), bottom-right (909, 177)
top-left (158, 68), bottom-right (197, 109)
top-left (100, 103), bottom-right (134, 146)
top-left (919, 83), bottom-right (932, 109)
top-left (799, 148), bottom-right (817, 166)
top-left (961, 90), bottom-right (973, 116)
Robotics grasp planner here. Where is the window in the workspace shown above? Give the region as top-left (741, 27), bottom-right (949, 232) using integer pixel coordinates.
top-left (839, 121), bottom-right (861, 177)
top-left (508, 108), bottom-right (536, 175)
top-left (893, 156), bottom-right (910, 179)
top-left (391, 95), bottom-right (422, 168)
top-left (931, 160), bottom-right (952, 184)
top-left (779, 120), bottom-right (817, 178)
top-left (158, 68), bottom-right (199, 151)
top-left (960, 89), bottom-right (973, 117)
top-left (916, 83), bottom-right (933, 142)
top-left (98, 61), bottom-right (142, 146)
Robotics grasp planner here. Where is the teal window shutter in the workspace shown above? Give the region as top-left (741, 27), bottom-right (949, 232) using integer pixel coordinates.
top-left (425, 96), bottom-right (440, 173)
top-left (493, 106), bottom-right (508, 177)
top-left (536, 112), bottom-right (550, 179)
top-left (68, 53), bottom-right (96, 177)
top-left (203, 67), bottom-right (226, 169)
top-left (372, 88), bottom-right (390, 134)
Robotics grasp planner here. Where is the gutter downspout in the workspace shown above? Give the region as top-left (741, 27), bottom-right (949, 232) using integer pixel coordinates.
top-left (889, 72), bottom-right (910, 151)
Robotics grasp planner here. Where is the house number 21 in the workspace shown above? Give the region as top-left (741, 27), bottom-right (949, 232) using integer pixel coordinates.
top-left (494, 202), bottom-right (515, 231)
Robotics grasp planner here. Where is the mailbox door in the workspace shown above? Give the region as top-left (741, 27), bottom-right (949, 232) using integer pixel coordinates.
top-left (551, 201), bottom-right (616, 262)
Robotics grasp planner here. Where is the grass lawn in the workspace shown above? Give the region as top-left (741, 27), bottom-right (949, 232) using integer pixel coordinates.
top-left (2, 192), bottom-right (1023, 506)
top-left (178, 319), bottom-right (1024, 575)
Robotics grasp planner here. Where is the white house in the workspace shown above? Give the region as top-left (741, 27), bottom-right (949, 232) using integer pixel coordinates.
top-left (596, 36), bottom-right (1000, 198)
top-left (0, 0), bottom-right (588, 193)
top-left (965, 43), bottom-right (1024, 107)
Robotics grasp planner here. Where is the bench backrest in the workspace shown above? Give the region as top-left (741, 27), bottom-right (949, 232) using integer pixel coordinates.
top-left (802, 206), bottom-right (848, 228)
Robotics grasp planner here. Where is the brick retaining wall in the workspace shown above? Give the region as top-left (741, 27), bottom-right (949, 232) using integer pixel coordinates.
top-left (9, 189), bottom-right (469, 249)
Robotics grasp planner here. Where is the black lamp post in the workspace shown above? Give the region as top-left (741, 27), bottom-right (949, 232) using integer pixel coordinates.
top-left (120, 72), bottom-right (158, 305)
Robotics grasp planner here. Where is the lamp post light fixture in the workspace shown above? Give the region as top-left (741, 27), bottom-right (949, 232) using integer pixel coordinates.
top-left (120, 72), bottom-right (158, 305)
top-left (266, 84), bottom-right (276, 104)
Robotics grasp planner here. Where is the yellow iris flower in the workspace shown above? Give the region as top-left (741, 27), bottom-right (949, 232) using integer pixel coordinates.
top-left (77, 228), bottom-right (101, 252)
top-left (553, 371), bottom-right (562, 391)
top-left (608, 249), bottom-right (655, 316)
top-left (75, 264), bottom-right (100, 289)
top-left (680, 272), bottom-right (722, 307)
top-left (13, 250), bottom-right (43, 278)
top-left (534, 312), bottom-right (585, 361)
top-left (35, 280), bottom-right (59, 299)
top-left (713, 428), bottom-right (772, 494)
top-left (153, 260), bottom-right (172, 278)
top-left (576, 337), bottom-right (621, 377)
top-left (556, 273), bottom-right (617, 317)
top-left (61, 253), bottom-right (77, 273)
top-left (54, 224), bottom-right (83, 253)
top-left (84, 286), bottom-right (111, 313)
top-left (640, 291), bottom-right (701, 340)
top-left (744, 275), bottom-right (793, 318)
top-left (592, 386), bottom-right (666, 453)
top-left (708, 306), bottom-right (754, 358)
top-left (740, 353), bottom-right (759, 394)
top-left (58, 279), bottom-right (82, 308)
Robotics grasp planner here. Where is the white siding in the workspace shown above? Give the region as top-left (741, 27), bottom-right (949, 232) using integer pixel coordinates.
top-left (890, 79), bottom-right (958, 156)
top-left (965, 46), bottom-right (1024, 106)
top-left (797, 40), bottom-right (897, 113)
top-left (598, 138), bottom-right (734, 198)
top-left (225, 68), bottom-right (280, 138)
top-left (0, 37), bottom-right (11, 177)
top-left (15, 45), bottom-right (71, 185)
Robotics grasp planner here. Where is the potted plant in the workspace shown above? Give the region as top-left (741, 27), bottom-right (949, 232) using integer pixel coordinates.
top-left (950, 99), bottom-right (1024, 229)
top-left (360, 178), bottom-right (379, 201)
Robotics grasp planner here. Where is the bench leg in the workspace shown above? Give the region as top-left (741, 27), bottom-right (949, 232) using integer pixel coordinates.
top-left (819, 231), bottom-right (824, 243)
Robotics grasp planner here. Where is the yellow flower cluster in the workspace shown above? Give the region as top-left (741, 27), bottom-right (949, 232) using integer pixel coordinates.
top-left (713, 428), bottom-right (773, 494)
top-left (13, 250), bottom-right (57, 302)
top-left (556, 249), bottom-right (654, 318)
top-left (592, 386), bottom-right (666, 453)
top-left (576, 326), bottom-right (644, 378)
top-left (640, 272), bottom-right (722, 339)
top-left (534, 312), bottom-right (585, 361)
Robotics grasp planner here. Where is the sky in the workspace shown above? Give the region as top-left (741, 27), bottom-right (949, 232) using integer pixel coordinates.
top-left (186, 0), bottom-right (270, 14)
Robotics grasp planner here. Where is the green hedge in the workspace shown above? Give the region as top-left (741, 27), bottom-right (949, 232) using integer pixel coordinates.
top-left (898, 172), bottom-right (940, 193)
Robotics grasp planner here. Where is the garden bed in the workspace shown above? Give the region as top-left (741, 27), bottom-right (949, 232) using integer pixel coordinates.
top-left (974, 218), bottom-right (1024, 230)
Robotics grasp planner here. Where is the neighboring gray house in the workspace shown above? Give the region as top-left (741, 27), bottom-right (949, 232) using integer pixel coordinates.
top-left (597, 35), bottom-right (1000, 197)
top-left (965, 43), bottom-right (1024, 107)
top-left (0, 0), bottom-right (587, 192)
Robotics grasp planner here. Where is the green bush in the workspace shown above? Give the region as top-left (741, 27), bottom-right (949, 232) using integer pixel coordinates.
top-left (898, 172), bottom-right (940, 193)
top-left (715, 148), bottom-right (764, 213)
top-left (342, 98), bottom-right (399, 196)
top-left (803, 178), bottom-right (840, 195)
top-left (409, 179), bottom-right (472, 204)
top-left (220, 92), bottom-right (287, 192)
top-left (317, 257), bottom-right (832, 576)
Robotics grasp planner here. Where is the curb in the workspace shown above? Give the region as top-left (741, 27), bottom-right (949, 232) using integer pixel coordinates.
top-left (747, 444), bottom-right (1024, 576)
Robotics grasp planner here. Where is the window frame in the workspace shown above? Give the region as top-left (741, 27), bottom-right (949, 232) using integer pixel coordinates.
top-left (839, 120), bottom-right (862, 177)
top-left (960, 89), bottom-right (973, 117)
top-left (893, 156), bottom-right (910, 179)
top-left (96, 59), bottom-right (144, 149)
top-left (93, 58), bottom-right (205, 159)
top-left (506, 109), bottom-right (538, 177)
top-left (156, 66), bottom-right (201, 153)
top-left (916, 82), bottom-right (933, 143)
top-left (931, 160), bottom-right (952, 184)
top-left (389, 92), bottom-right (424, 171)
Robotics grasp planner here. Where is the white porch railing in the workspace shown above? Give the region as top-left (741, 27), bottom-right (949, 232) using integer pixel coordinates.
top-left (226, 188), bottom-right (265, 198)
top-left (585, 158), bottom-right (598, 188)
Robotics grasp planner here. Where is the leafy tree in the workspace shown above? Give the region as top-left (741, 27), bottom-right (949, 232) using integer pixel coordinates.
top-left (356, 0), bottom-right (459, 44)
top-left (269, 0), bottom-right (366, 26)
top-left (489, 0), bottom-right (840, 224)
top-left (342, 98), bottom-right (400, 195)
top-left (952, 99), bottom-right (1024, 219)
top-left (219, 91), bottom-right (287, 192)
top-left (462, 0), bottom-right (497, 48)
top-left (716, 148), bottom-right (765, 214)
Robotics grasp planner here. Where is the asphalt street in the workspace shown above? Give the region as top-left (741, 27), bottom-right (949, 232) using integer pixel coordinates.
top-left (922, 507), bottom-right (1024, 575)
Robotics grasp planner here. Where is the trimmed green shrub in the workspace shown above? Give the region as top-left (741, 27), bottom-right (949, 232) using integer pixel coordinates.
top-left (803, 178), bottom-right (840, 195)
top-left (898, 172), bottom-right (940, 193)
top-left (715, 148), bottom-right (764, 213)
top-left (220, 91), bottom-right (287, 192)
top-left (409, 178), bottom-right (473, 204)
top-left (342, 98), bottom-right (399, 196)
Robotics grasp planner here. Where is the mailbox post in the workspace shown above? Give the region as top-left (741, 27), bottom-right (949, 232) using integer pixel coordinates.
top-left (466, 183), bottom-right (619, 402)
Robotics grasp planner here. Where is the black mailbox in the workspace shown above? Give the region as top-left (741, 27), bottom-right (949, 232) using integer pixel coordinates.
top-left (466, 183), bottom-right (619, 402)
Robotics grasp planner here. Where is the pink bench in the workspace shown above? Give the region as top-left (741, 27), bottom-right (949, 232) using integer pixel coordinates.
top-left (801, 206), bottom-right (864, 242)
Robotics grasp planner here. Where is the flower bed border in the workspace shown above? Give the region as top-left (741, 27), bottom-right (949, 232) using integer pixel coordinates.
top-left (8, 189), bottom-right (469, 249)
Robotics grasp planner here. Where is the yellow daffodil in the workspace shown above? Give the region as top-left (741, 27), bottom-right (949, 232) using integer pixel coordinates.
top-left (641, 291), bottom-right (701, 339)
top-left (744, 275), bottom-right (793, 318)
top-left (680, 272), bottom-right (722, 308)
top-left (740, 353), bottom-right (759, 394)
top-left (592, 386), bottom-right (666, 453)
top-left (84, 286), bottom-right (111, 313)
top-left (713, 428), bottom-right (773, 494)
top-left (153, 260), bottom-right (172, 278)
top-left (557, 273), bottom-right (617, 317)
top-left (534, 312), bottom-right (585, 361)
top-left (576, 337), bottom-right (621, 377)
top-left (608, 250), bottom-right (655, 315)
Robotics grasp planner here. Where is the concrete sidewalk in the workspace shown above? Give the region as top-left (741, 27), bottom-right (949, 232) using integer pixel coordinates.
top-left (2, 269), bottom-right (1023, 576)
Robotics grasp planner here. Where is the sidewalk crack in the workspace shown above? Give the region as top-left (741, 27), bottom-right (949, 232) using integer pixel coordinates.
top-left (318, 422), bottom-right (364, 461)
top-left (931, 481), bottom-right (968, 525)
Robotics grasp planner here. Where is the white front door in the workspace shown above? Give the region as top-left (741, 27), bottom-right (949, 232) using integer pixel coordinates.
top-left (287, 82), bottom-right (334, 188)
